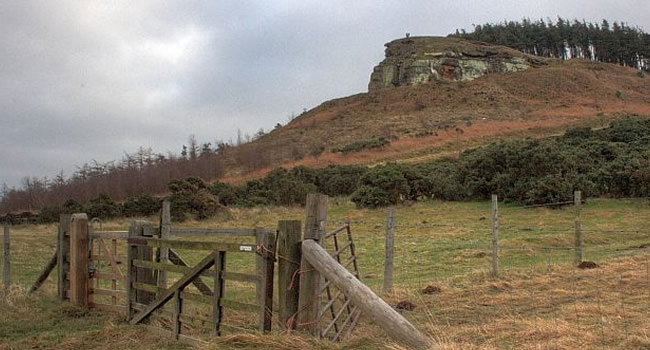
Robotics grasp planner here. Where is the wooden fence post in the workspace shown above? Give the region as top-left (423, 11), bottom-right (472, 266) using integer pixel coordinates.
top-left (212, 251), bottom-right (225, 336)
top-left (173, 289), bottom-right (182, 340)
top-left (126, 222), bottom-right (137, 321)
top-left (57, 214), bottom-right (71, 300)
top-left (574, 190), bottom-right (583, 266)
top-left (259, 230), bottom-right (275, 332)
top-left (135, 220), bottom-right (155, 304)
top-left (255, 227), bottom-right (264, 315)
top-left (69, 213), bottom-right (89, 308)
top-left (278, 220), bottom-right (302, 329)
top-left (3, 225), bottom-right (10, 291)
top-left (159, 200), bottom-right (171, 290)
top-left (491, 195), bottom-right (500, 278)
top-left (297, 194), bottom-right (328, 337)
top-left (383, 207), bottom-right (396, 293)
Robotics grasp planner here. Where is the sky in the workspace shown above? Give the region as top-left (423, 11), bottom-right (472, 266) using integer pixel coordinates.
top-left (0, 1), bottom-right (648, 188)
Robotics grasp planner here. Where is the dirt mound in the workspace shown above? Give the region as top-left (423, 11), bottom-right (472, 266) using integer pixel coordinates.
top-left (422, 285), bottom-right (442, 294)
top-left (395, 300), bottom-right (417, 311)
top-left (578, 261), bottom-right (600, 269)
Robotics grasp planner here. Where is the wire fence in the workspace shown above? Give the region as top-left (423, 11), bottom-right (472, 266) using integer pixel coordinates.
top-left (328, 196), bottom-right (650, 348)
top-left (2, 196), bottom-right (650, 347)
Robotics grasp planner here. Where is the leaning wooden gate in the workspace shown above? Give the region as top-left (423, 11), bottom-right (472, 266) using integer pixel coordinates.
top-left (317, 223), bottom-right (362, 341)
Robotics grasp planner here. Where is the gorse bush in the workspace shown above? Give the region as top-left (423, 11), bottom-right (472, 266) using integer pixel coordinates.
top-left (86, 193), bottom-right (122, 219)
top-left (34, 117), bottom-right (650, 221)
top-left (122, 194), bottom-right (161, 217)
top-left (168, 177), bottom-right (221, 221)
top-left (331, 137), bottom-right (390, 154)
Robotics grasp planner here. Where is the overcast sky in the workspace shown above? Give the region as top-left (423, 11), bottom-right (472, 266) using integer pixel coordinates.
top-left (1, 1), bottom-right (648, 187)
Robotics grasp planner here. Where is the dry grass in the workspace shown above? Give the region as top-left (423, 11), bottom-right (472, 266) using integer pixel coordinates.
top-left (2, 199), bottom-right (650, 349)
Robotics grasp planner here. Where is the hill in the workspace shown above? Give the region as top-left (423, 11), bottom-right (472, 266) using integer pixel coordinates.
top-left (223, 37), bottom-right (650, 182)
top-left (2, 36), bottom-right (650, 214)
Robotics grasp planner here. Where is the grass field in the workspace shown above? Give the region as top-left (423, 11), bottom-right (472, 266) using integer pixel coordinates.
top-left (2, 198), bottom-right (650, 349)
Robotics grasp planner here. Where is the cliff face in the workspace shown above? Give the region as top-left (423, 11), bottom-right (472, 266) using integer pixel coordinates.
top-left (368, 37), bottom-right (546, 91)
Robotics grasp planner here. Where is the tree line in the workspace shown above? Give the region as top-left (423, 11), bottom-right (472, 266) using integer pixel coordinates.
top-left (0, 129), bottom-right (276, 214)
top-left (452, 18), bottom-right (650, 71)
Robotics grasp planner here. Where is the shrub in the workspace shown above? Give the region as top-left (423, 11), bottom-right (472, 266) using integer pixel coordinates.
top-left (63, 199), bottom-right (84, 214)
top-left (351, 185), bottom-right (391, 208)
top-left (564, 126), bottom-right (593, 140)
top-left (260, 168), bottom-right (317, 206)
top-left (209, 182), bottom-right (241, 206)
top-left (39, 205), bottom-right (63, 223)
top-left (87, 193), bottom-right (122, 219)
top-left (331, 137), bottom-right (390, 154)
top-left (122, 194), bottom-right (160, 217)
top-left (311, 165), bottom-right (366, 197)
top-left (355, 164), bottom-right (410, 206)
top-left (168, 177), bottom-right (221, 221)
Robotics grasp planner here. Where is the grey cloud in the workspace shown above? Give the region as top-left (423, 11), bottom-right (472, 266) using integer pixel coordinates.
top-left (0, 0), bottom-right (648, 187)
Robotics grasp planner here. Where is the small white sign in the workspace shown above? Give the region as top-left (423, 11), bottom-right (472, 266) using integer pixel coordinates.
top-left (239, 245), bottom-right (253, 252)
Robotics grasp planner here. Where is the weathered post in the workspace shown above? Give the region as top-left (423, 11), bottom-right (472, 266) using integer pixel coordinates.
top-left (3, 225), bottom-right (10, 291)
top-left (69, 213), bottom-right (89, 307)
top-left (173, 289), bottom-right (182, 340)
top-left (126, 222), bottom-right (137, 321)
top-left (135, 220), bottom-right (155, 304)
top-left (259, 230), bottom-right (275, 332)
top-left (277, 220), bottom-right (302, 329)
top-left (491, 194), bottom-right (500, 278)
top-left (297, 194), bottom-right (328, 337)
top-left (159, 200), bottom-right (171, 290)
top-left (57, 214), bottom-right (71, 300)
top-left (383, 207), bottom-right (396, 293)
top-left (212, 251), bottom-right (225, 336)
top-left (574, 190), bottom-right (583, 266)
top-left (255, 227), bottom-right (264, 314)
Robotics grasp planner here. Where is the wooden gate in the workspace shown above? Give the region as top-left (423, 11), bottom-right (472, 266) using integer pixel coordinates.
top-left (56, 211), bottom-right (277, 341)
top-left (88, 226), bottom-right (128, 312)
top-left (125, 223), bottom-right (276, 340)
top-left (318, 223), bottom-right (362, 341)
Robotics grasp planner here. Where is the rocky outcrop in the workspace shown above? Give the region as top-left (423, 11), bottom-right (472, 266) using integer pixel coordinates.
top-left (368, 36), bottom-right (546, 91)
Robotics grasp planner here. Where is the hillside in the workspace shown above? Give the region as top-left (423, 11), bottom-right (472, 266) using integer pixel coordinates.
top-left (2, 36), bottom-right (650, 214)
top-left (222, 37), bottom-right (650, 182)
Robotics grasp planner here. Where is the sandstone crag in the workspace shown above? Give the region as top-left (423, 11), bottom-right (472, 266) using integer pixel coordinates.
top-left (368, 36), bottom-right (546, 91)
